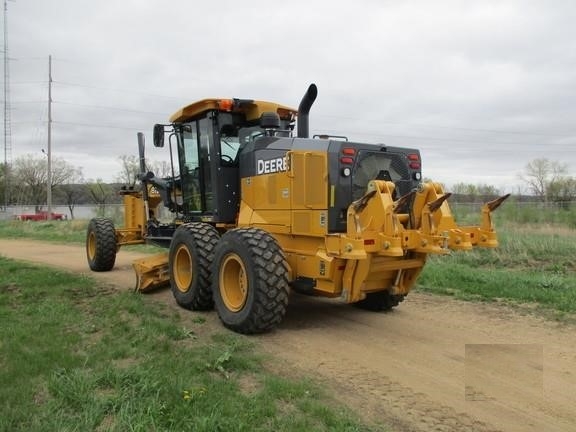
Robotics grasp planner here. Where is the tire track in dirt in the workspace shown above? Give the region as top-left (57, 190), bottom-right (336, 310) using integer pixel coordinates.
top-left (261, 294), bottom-right (576, 431)
top-left (1, 239), bottom-right (575, 431)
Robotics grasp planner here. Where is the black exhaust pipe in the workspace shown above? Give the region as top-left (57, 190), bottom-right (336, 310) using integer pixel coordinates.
top-left (297, 84), bottom-right (318, 138)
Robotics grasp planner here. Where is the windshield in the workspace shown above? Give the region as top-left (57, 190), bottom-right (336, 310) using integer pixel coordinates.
top-left (220, 132), bottom-right (241, 163)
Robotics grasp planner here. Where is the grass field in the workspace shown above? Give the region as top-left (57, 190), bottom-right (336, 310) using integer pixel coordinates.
top-left (0, 257), bottom-right (373, 432)
top-left (451, 200), bottom-right (576, 229)
top-left (419, 205), bottom-right (576, 318)
top-left (0, 219), bottom-right (88, 243)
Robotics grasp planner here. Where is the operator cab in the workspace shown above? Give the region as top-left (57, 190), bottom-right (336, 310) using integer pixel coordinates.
top-left (154, 99), bottom-right (297, 224)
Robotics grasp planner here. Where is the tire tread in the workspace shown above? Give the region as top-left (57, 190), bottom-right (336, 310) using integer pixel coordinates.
top-left (86, 218), bottom-right (117, 272)
top-left (170, 223), bottom-right (219, 310)
top-left (213, 228), bottom-right (289, 334)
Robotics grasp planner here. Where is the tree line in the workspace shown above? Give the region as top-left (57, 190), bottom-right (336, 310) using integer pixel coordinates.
top-left (1, 155), bottom-right (574, 219)
top-left (0, 154), bottom-right (171, 219)
top-left (452, 158), bottom-right (576, 205)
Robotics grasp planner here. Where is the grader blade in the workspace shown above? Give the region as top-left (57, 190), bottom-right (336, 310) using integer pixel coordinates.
top-left (133, 253), bottom-right (170, 292)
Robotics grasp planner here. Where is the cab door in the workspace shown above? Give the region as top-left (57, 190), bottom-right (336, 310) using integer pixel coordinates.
top-left (178, 118), bottom-right (213, 216)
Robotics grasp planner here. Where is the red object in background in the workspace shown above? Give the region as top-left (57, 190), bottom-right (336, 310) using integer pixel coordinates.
top-left (16, 211), bottom-right (65, 221)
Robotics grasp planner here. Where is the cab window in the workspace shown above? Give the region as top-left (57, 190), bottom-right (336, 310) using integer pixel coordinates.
top-left (218, 113), bottom-right (243, 165)
top-left (177, 118), bottom-right (212, 212)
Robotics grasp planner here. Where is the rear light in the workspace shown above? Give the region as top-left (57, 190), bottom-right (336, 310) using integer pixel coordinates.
top-left (341, 147), bottom-right (355, 176)
top-left (407, 153), bottom-right (421, 170)
top-left (340, 157), bottom-right (354, 165)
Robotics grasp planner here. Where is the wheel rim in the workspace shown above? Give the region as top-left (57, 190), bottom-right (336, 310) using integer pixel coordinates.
top-left (219, 253), bottom-right (248, 312)
top-left (174, 244), bottom-right (193, 293)
top-left (87, 231), bottom-right (96, 260)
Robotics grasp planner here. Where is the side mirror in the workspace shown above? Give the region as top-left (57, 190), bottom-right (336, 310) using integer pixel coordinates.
top-left (153, 124), bottom-right (165, 148)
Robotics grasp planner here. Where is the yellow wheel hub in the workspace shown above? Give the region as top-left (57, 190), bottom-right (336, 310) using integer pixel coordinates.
top-left (220, 253), bottom-right (248, 312)
top-left (87, 232), bottom-right (96, 260)
top-left (174, 245), bottom-right (193, 293)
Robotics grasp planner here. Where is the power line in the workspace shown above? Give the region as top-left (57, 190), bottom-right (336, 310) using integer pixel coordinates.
top-left (316, 114), bottom-right (573, 139)
top-left (53, 120), bottom-right (143, 131)
top-left (10, 80), bottom-right (47, 85)
top-left (6, 54), bottom-right (573, 141)
top-left (53, 100), bottom-right (165, 116)
top-left (11, 72), bottom-right (576, 150)
top-left (52, 80), bottom-right (189, 101)
top-left (317, 128), bottom-right (572, 147)
top-left (0, 100), bottom-right (46, 104)
top-left (3, 0), bottom-right (13, 210)
top-left (41, 80), bottom-right (576, 141)
top-left (400, 122), bottom-right (571, 138)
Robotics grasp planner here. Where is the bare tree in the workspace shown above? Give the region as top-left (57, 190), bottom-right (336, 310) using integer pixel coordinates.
top-left (116, 154), bottom-right (140, 186)
top-left (87, 179), bottom-right (114, 216)
top-left (518, 158), bottom-right (567, 202)
top-left (452, 182), bottom-right (477, 196)
top-left (116, 155), bottom-right (175, 185)
top-left (476, 183), bottom-right (500, 197)
top-left (547, 176), bottom-right (576, 206)
top-left (148, 160), bottom-right (173, 178)
top-left (56, 167), bottom-right (85, 219)
top-left (12, 154), bottom-right (78, 211)
top-left (0, 163), bottom-right (8, 207)
top-left (451, 182), bottom-right (500, 203)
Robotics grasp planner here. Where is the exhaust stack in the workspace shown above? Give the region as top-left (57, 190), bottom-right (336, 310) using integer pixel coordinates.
top-left (297, 84), bottom-right (318, 138)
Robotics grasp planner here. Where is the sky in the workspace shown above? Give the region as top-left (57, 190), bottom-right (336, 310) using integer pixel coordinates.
top-left (3, 0), bottom-right (576, 192)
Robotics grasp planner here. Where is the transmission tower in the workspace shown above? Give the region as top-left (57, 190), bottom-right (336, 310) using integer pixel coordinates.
top-left (2, 0), bottom-right (12, 210)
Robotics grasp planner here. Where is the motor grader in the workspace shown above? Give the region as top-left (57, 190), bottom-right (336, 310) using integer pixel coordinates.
top-left (86, 84), bottom-right (508, 334)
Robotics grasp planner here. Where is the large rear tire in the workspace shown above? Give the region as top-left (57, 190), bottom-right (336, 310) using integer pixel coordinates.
top-left (354, 290), bottom-right (406, 312)
top-left (212, 228), bottom-right (289, 334)
top-left (86, 218), bottom-right (117, 272)
top-left (169, 223), bottom-right (219, 311)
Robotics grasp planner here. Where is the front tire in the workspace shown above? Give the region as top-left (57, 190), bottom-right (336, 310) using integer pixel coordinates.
top-left (86, 218), bottom-right (117, 271)
top-left (169, 223), bottom-right (219, 310)
top-left (212, 228), bottom-right (289, 334)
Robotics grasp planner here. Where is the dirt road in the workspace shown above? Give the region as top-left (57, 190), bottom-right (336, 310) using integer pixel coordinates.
top-left (1, 239), bottom-right (575, 431)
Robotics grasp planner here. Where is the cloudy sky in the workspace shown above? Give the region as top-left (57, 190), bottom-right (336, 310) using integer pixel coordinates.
top-left (4, 0), bottom-right (576, 191)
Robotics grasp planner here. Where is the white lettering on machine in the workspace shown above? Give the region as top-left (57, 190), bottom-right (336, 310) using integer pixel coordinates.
top-left (257, 157), bottom-right (287, 175)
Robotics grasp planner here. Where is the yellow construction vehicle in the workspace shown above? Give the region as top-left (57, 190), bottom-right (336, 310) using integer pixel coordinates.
top-left (86, 84), bottom-right (508, 334)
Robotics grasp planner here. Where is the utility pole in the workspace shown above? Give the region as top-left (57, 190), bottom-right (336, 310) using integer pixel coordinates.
top-left (46, 54), bottom-right (52, 219)
top-left (2, 0), bottom-right (12, 212)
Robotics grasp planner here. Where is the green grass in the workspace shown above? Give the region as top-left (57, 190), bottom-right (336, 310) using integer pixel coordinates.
top-left (0, 219), bottom-right (89, 243)
top-left (451, 200), bottom-right (576, 229)
top-left (0, 257), bottom-right (374, 432)
top-left (0, 219), bottom-right (161, 253)
top-left (419, 225), bottom-right (576, 317)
